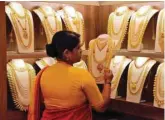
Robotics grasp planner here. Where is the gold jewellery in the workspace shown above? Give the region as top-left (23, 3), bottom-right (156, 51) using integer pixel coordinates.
top-left (158, 10), bottom-right (165, 52)
top-left (128, 59), bottom-right (150, 94)
top-left (7, 62), bottom-right (36, 111)
top-left (8, 5), bottom-right (33, 49)
top-left (111, 57), bottom-right (126, 91)
top-left (73, 60), bottom-right (87, 69)
top-left (136, 6), bottom-right (152, 16)
top-left (40, 59), bottom-right (48, 67)
top-left (108, 7), bottom-right (131, 49)
top-left (38, 7), bottom-right (62, 44)
top-left (63, 8), bottom-right (85, 47)
top-left (88, 39), bottom-right (113, 79)
top-left (153, 63), bottom-right (164, 107)
top-left (128, 6), bottom-right (152, 48)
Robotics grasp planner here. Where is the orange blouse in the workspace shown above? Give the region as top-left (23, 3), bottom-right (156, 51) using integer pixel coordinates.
top-left (40, 61), bottom-right (103, 109)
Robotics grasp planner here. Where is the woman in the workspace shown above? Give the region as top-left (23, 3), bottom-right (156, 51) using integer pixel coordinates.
top-left (28, 31), bottom-right (113, 120)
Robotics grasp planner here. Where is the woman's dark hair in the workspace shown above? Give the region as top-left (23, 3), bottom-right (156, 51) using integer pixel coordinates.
top-left (46, 31), bottom-right (80, 59)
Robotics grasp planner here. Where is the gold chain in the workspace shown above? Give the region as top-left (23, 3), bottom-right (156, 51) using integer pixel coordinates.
top-left (8, 5), bottom-right (28, 39)
top-left (88, 39), bottom-right (113, 79)
top-left (40, 59), bottom-right (48, 66)
top-left (128, 9), bottom-right (151, 48)
top-left (7, 62), bottom-right (36, 111)
top-left (88, 40), bottom-right (103, 79)
top-left (108, 8), bottom-right (131, 49)
top-left (38, 7), bottom-right (62, 44)
top-left (153, 63), bottom-right (164, 106)
top-left (95, 38), bottom-right (108, 51)
top-left (134, 58), bottom-right (150, 68)
top-left (111, 57), bottom-right (126, 91)
top-left (9, 5), bottom-right (33, 49)
top-left (63, 9), bottom-right (85, 47)
top-left (8, 61), bottom-right (28, 72)
top-left (158, 9), bottom-right (165, 52)
top-left (93, 39), bottom-right (110, 64)
top-left (114, 7), bottom-right (128, 16)
top-left (8, 4), bottom-right (26, 18)
top-left (110, 13), bottom-right (127, 35)
top-left (73, 60), bottom-right (87, 69)
top-left (39, 7), bottom-right (58, 34)
top-left (128, 60), bottom-right (150, 94)
top-left (136, 6), bottom-right (152, 17)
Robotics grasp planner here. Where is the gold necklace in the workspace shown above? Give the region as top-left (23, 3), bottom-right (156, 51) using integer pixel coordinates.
top-left (114, 7), bottom-right (129, 16)
top-left (93, 39), bottom-right (110, 64)
top-left (7, 62), bottom-right (36, 111)
top-left (136, 6), bottom-right (152, 17)
top-left (8, 5), bottom-right (28, 40)
top-left (153, 63), bottom-right (164, 107)
top-left (73, 60), bottom-right (87, 69)
top-left (88, 39), bottom-right (113, 79)
top-left (134, 58), bottom-right (150, 68)
top-left (128, 9), bottom-right (151, 48)
top-left (40, 59), bottom-right (48, 66)
top-left (9, 5), bottom-right (33, 49)
top-left (112, 58), bottom-right (122, 68)
top-left (110, 12), bottom-right (127, 35)
top-left (96, 38), bottom-right (108, 51)
top-left (88, 40), bottom-right (101, 79)
top-left (111, 57), bottom-right (126, 91)
top-left (8, 61), bottom-right (29, 72)
top-left (128, 60), bottom-right (150, 94)
top-left (63, 9), bottom-right (85, 47)
top-left (39, 7), bottom-right (57, 34)
top-left (130, 58), bottom-right (150, 85)
top-left (108, 9), bottom-right (131, 49)
top-left (38, 7), bottom-right (62, 44)
top-left (8, 4), bottom-right (26, 18)
top-left (158, 10), bottom-right (165, 52)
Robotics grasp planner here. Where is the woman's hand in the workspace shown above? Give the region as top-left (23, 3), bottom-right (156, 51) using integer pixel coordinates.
top-left (104, 69), bottom-right (113, 84)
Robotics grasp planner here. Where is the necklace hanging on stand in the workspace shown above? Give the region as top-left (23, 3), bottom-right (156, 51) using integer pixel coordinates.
top-left (8, 5), bottom-right (32, 49)
top-left (93, 39), bottom-right (109, 73)
top-left (63, 9), bottom-right (85, 47)
top-left (154, 63), bottom-right (164, 107)
top-left (158, 10), bottom-right (165, 52)
top-left (111, 57), bottom-right (125, 91)
top-left (128, 59), bottom-right (150, 94)
top-left (89, 39), bottom-right (112, 78)
top-left (128, 7), bottom-right (152, 48)
top-left (17, 15), bottom-right (28, 39)
top-left (108, 7), bottom-right (131, 49)
top-left (38, 7), bottom-right (61, 44)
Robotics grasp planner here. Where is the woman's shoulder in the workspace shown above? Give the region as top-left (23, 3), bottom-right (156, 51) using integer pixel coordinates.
top-left (70, 67), bottom-right (91, 77)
